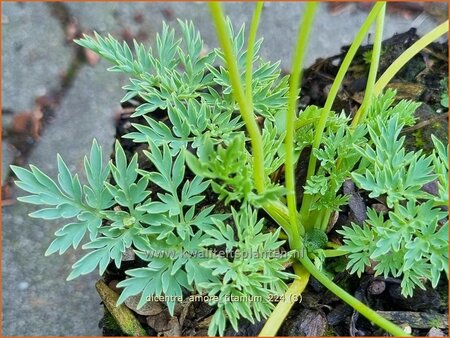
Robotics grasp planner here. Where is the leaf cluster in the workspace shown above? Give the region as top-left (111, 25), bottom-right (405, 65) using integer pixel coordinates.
top-left (11, 17), bottom-right (449, 336)
top-left (199, 206), bottom-right (294, 336)
top-left (13, 20), bottom-right (296, 336)
top-left (338, 117), bottom-right (448, 297)
top-left (300, 89), bottom-right (420, 216)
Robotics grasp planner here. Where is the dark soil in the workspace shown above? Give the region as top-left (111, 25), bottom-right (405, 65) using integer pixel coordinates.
top-left (299, 27), bottom-right (448, 151)
top-left (99, 29), bottom-right (448, 336)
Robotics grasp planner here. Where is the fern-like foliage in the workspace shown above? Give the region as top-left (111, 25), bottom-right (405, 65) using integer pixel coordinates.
top-left (199, 205), bottom-right (295, 336)
top-left (75, 19), bottom-right (287, 153)
top-left (206, 19), bottom-right (289, 119)
top-left (11, 20), bottom-right (298, 337)
top-left (12, 140), bottom-right (112, 256)
top-left (300, 90), bottom-right (421, 223)
top-left (185, 131), bottom-right (286, 207)
top-left (12, 17), bottom-right (448, 337)
top-left (338, 116), bottom-right (448, 297)
top-left (76, 21), bottom-right (215, 104)
top-left (353, 117), bottom-right (437, 207)
top-left (303, 122), bottom-right (367, 212)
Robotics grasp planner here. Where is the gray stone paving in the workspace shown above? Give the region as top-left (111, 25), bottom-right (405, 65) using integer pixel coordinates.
top-left (67, 2), bottom-right (442, 69)
top-left (1, 2), bottom-right (446, 335)
top-left (2, 62), bottom-right (125, 336)
top-left (2, 2), bottom-right (72, 113)
top-left (2, 143), bottom-right (13, 183)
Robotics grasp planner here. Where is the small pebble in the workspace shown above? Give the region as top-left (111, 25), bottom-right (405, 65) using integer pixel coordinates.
top-left (401, 324), bottom-right (412, 334)
top-left (371, 203), bottom-right (389, 213)
top-left (422, 180), bottom-right (439, 196)
top-left (343, 180), bottom-right (355, 194)
top-left (108, 280), bottom-right (120, 294)
top-left (368, 280), bottom-right (386, 295)
top-left (428, 327), bottom-right (445, 337)
top-left (122, 247), bottom-right (135, 261)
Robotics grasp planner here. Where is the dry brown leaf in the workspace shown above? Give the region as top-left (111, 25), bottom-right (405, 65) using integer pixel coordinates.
top-left (84, 48), bottom-right (100, 66)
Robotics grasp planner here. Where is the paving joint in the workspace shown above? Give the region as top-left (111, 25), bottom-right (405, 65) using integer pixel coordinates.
top-left (3, 3), bottom-right (92, 185)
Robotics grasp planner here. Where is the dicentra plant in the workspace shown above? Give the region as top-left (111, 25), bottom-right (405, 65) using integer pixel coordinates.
top-left (11, 2), bottom-right (448, 336)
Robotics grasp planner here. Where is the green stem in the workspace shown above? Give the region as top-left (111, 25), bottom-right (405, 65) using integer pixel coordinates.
top-left (209, 4), bottom-right (408, 336)
top-left (319, 209), bottom-right (332, 231)
top-left (321, 249), bottom-right (348, 258)
top-left (258, 264), bottom-right (310, 336)
top-left (285, 2), bottom-right (317, 238)
top-left (326, 241), bottom-right (341, 249)
top-left (298, 2), bottom-right (385, 225)
top-left (245, 1), bottom-right (264, 105)
top-left (352, 3), bottom-right (386, 127)
top-left (210, 2), bottom-right (305, 251)
top-left (317, 4), bottom-right (385, 230)
top-left (295, 116), bottom-right (318, 129)
top-left (374, 20), bottom-right (448, 95)
top-left (209, 2), bottom-right (266, 194)
top-left (263, 200), bottom-right (302, 250)
top-left (262, 200), bottom-right (409, 336)
top-left (298, 256), bottom-right (410, 336)
top-left (320, 15), bottom-right (447, 229)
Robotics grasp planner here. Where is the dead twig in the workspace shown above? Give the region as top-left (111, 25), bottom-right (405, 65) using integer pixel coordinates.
top-left (95, 280), bottom-right (147, 336)
top-left (401, 112), bottom-right (448, 134)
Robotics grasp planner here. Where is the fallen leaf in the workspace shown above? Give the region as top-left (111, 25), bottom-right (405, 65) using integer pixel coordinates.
top-left (66, 19), bottom-right (79, 42)
top-left (84, 48), bottom-right (100, 66)
top-left (10, 107), bottom-right (43, 140)
top-left (125, 295), bottom-right (165, 316)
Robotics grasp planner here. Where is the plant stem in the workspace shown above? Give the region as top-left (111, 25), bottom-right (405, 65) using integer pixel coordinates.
top-left (245, 1), bottom-right (264, 105)
top-left (327, 241), bottom-right (341, 249)
top-left (319, 209), bottom-right (332, 231)
top-left (209, 4), bottom-right (410, 336)
top-left (95, 280), bottom-right (147, 336)
top-left (285, 2), bottom-right (317, 238)
top-left (209, 2), bottom-right (306, 250)
top-left (258, 264), bottom-right (310, 336)
top-left (263, 200), bottom-right (409, 336)
top-left (320, 16), bottom-right (446, 229)
top-left (295, 116), bottom-right (318, 129)
top-left (298, 2), bottom-right (385, 225)
top-left (351, 3), bottom-right (386, 127)
top-left (321, 249), bottom-right (348, 258)
top-left (298, 256), bottom-right (410, 337)
top-left (263, 200), bottom-right (302, 250)
top-left (209, 2), bottom-right (266, 194)
top-left (374, 20), bottom-right (449, 95)
top-left (316, 5), bottom-right (385, 230)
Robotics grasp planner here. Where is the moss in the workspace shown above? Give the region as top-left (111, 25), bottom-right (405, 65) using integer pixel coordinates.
top-left (95, 280), bottom-right (147, 336)
top-left (363, 47), bottom-right (386, 65)
top-left (439, 77), bottom-right (448, 108)
top-left (428, 315), bottom-right (445, 329)
top-left (323, 325), bottom-right (336, 336)
top-left (412, 129), bottom-right (425, 149)
top-left (103, 309), bottom-right (123, 334)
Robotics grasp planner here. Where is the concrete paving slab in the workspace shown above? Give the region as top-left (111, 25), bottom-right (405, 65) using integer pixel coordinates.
top-left (2, 61), bottom-right (126, 336)
top-left (66, 2), bottom-right (443, 70)
top-left (1, 2), bottom-right (72, 113)
top-left (2, 142), bottom-right (14, 184)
